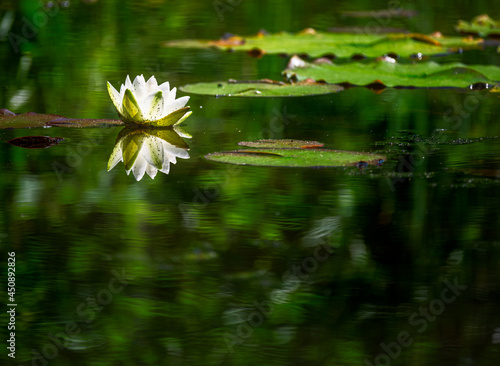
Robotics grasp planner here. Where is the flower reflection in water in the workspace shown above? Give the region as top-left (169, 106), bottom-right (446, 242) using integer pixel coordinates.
top-left (107, 127), bottom-right (190, 181)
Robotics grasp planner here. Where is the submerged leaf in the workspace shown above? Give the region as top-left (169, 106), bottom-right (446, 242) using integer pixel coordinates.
top-left (180, 80), bottom-right (342, 97)
top-left (7, 136), bottom-right (64, 149)
top-left (284, 58), bottom-right (500, 88)
top-left (165, 30), bottom-right (483, 59)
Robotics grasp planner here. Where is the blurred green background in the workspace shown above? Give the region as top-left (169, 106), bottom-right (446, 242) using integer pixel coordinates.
top-left (1, 0), bottom-right (500, 365)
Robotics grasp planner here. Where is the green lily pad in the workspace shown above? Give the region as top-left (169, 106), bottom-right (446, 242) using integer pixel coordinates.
top-left (47, 118), bottom-right (124, 128)
top-left (0, 109), bottom-right (123, 129)
top-left (456, 15), bottom-right (500, 38)
top-left (238, 139), bottom-right (324, 148)
top-left (0, 109), bottom-right (65, 129)
top-left (341, 9), bottom-right (418, 18)
top-left (165, 30), bottom-right (483, 59)
top-left (284, 57), bottom-right (500, 88)
top-left (205, 148), bottom-right (386, 168)
top-left (180, 80), bottom-right (342, 97)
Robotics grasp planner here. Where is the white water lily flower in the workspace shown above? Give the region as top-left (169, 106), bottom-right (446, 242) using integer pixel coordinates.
top-left (108, 127), bottom-right (190, 181)
top-left (107, 75), bottom-right (192, 127)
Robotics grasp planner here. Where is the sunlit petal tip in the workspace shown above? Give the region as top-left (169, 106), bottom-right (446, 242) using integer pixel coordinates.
top-left (176, 96), bottom-right (190, 109)
top-left (145, 75), bottom-right (159, 95)
top-left (107, 81), bottom-right (122, 111)
top-left (159, 81), bottom-right (170, 93)
top-left (147, 75), bottom-right (157, 84)
top-left (162, 97), bottom-right (190, 117)
top-left (134, 74), bottom-right (145, 83)
top-left (125, 75), bottom-right (133, 89)
top-left (173, 110), bottom-right (192, 126)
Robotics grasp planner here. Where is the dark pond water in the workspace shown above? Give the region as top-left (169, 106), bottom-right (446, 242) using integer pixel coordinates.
top-left (1, 0), bottom-right (500, 365)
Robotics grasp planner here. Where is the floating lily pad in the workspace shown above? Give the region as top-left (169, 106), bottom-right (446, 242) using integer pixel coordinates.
top-left (165, 30), bottom-right (482, 59)
top-left (205, 148), bottom-right (386, 168)
top-left (238, 139), bottom-right (324, 149)
top-left (456, 15), bottom-right (500, 38)
top-left (0, 109), bottom-right (65, 129)
top-left (7, 136), bottom-right (64, 149)
top-left (180, 80), bottom-right (342, 97)
top-left (0, 109), bottom-right (123, 129)
top-left (47, 118), bottom-right (124, 128)
top-left (341, 9), bottom-right (418, 18)
top-left (284, 57), bottom-right (500, 88)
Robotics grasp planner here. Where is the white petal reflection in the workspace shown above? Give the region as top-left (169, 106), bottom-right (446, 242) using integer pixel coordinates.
top-left (107, 127), bottom-right (190, 181)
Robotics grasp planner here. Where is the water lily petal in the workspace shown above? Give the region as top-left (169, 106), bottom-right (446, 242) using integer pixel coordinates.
top-left (122, 134), bottom-right (144, 171)
top-left (162, 96), bottom-right (190, 117)
top-left (122, 88), bottom-right (144, 122)
top-left (133, 74), bottom-right (147, 101)
top-left (141, 135), bottom-right (164, 169)
top-left (164, 86), bottom-right (177, 105)
top-left (124, 75), bottom-right (133, 91)
top-left (145, 107), bottom-right (190, 127)
top-left (173, 126), bottom-right (193, 139)
top-left (145, 163), bottom-right (158, 179)
top-left (160, 159), bottom-right (170, 174)
top-left (173, 111), bottom-right (192, 126)
top-left (107, 82), bottom-right (122, 112)
top-left (143, 91), bottom-right (164, 121)
top-left (107, 140), bottom-right (123, 171)
top-left (147, 129), bottom-right (189, 148)
top-left (131, 154), bottom-right (147, 181)
top-left (164, 142), bottom-right (190, 164)
top-left (159, 81), bottom-right (170, 94)
top-left (146, 76), bottom-right (158, 94)
top-left (119, 83), bottom-right (126, 97)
